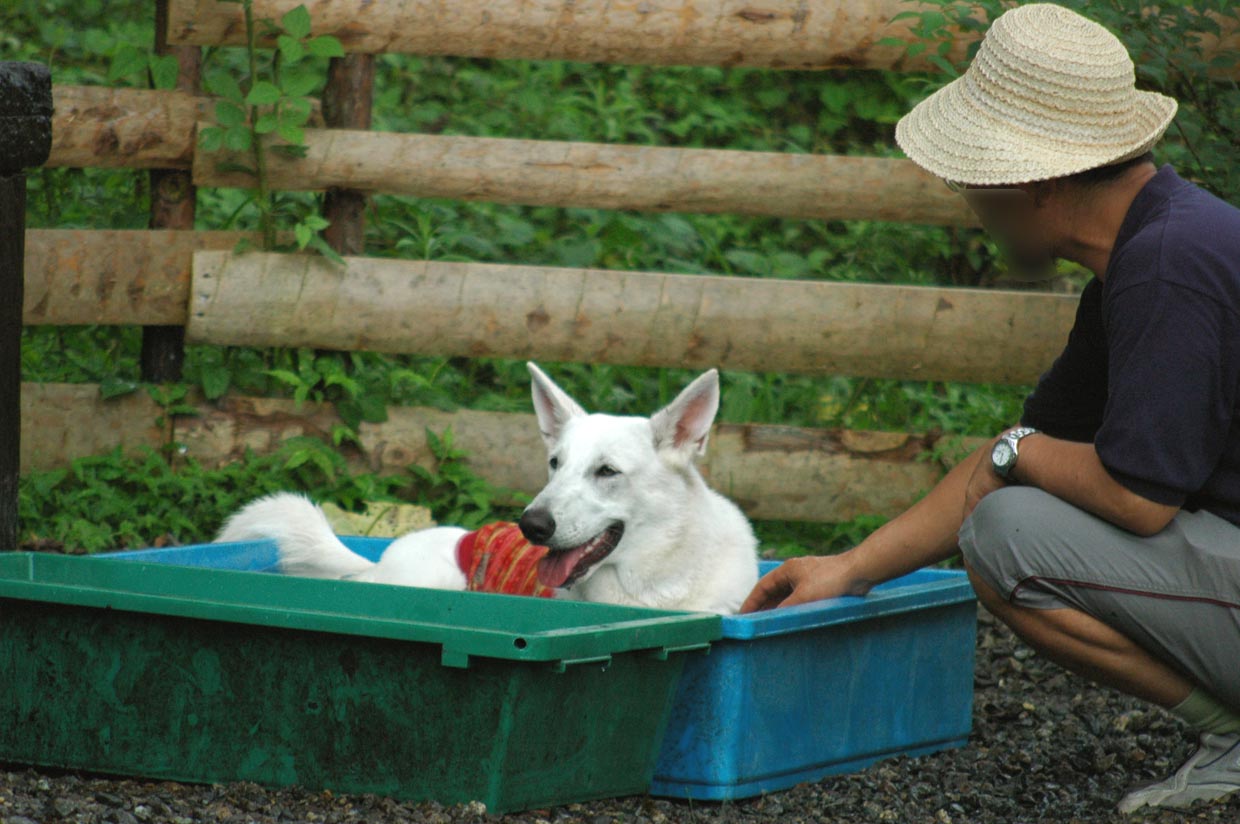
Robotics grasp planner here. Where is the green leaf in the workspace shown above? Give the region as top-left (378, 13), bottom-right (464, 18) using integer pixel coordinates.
top-left (309, 235), bottom-right (346, 266)
top-left (205, 70), bottom-right (244, 103)
top-left (306, 35), bottom-right (345, 59)
top-left (224, 124), bottom-right (253, 151)
top-left (301, 214), bottom-right (330, 231)
top-left (269, 143), bottom-right (309, 159)
top-left (281, 4), bottom-right (312, 39)
top-left (280, 69), bottom-right (320, 98)
top-left (294, 221), bottom-right (313, 249)
top-left (99, 376), bottom-right (138, 400)
top-left (200, 364), bottom-right (230, 400)
top-left (215, 99), bottom-right (247, 128)
top-left (254, 112), bottom-right (279, 134)
top-left (245, 80), bottom-right (282, 106)
top-left (264, 369), bottom-right (303, 387)
top-left (197, 126), bottom-right (224, 152)
top-left (107, 45), bottom-right (146, 83)
top-left (277, 34), bottom-right (305, 63)
top-left (148, 54), bottom-right (180, 90)
top-left (335, 398), bottom-right (363, 431)
top-left (277, 120), bottom-right (305, 145)
top-left (359, 394), bottom-right (388, 424)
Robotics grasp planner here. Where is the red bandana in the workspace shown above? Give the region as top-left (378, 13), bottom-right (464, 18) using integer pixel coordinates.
top-left (454, 522), bottom-right (554, 598)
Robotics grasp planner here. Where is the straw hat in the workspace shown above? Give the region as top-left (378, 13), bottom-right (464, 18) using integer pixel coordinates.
top-left (895, 3), bottom-right (1178, 187)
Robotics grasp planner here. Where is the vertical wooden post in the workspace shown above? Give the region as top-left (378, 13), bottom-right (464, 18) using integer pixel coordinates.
top-left (321, 54), bottom-right (374, 256)
top-left (141, 0), bottom-right (201, 382)
top-left (0, 62), bottom-right (52, 549)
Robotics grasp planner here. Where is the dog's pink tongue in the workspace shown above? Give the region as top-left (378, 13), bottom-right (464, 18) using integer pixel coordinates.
top-left (536, 545), bottom-right (589, 588)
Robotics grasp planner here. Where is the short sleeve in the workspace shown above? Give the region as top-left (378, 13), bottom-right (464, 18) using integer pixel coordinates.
top-left (1020, 278), bottom-right (1108, 442)
top-left (1094, 280), bottom-right (1237, 505)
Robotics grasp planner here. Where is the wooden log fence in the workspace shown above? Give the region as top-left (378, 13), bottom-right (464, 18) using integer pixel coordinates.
top-left (48, 84), bottom-right (976, 226)
top-left (47, 84), bottom-right (323, 170)
top-left (165, 0), bottom-right (1240, 76)
top-left (20, 382), bottom-right (986, 524)
top-left (188, 249), bottom-right (1076, 385)
top-left (195, 128), bottom-right (977, 227)
top-left (17, 0), bottom-right (1122, 529)
top-left (49, 85), bottom-right (205, 170)
top-left (23, 230), bottom-right (253, 326)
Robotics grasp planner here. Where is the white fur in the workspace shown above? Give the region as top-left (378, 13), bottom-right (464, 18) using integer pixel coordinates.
top-left (216, 364), bottom-right (759, 615)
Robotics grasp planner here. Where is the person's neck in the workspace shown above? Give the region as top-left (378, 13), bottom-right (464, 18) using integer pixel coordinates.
top-left (1053, 164), bottom-right (1158, 281)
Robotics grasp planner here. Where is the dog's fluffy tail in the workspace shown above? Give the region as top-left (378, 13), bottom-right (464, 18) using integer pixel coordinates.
top-left (215, 492), bottom-right (373, 579)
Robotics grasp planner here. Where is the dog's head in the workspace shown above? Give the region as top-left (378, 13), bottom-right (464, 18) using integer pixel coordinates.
top-left (519, 362), bottom-right (720, 590)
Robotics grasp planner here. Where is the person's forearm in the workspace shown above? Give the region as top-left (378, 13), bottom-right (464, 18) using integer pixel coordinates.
top-left (1011, 434), bottom-right (1178, 536)
top-left (838, 443), bottom-right (988, 594)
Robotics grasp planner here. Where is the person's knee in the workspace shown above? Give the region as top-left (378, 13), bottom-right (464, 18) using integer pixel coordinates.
top-left (959, 486), bottom-right (1056, 602)
top-left (962, 556), bottom-right (1008, 613)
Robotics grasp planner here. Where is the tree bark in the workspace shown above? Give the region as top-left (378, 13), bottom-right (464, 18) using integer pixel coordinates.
top-left (142, 0), bottom-right (203, 382)
top-left (321, 54), bottom-right (374, 256)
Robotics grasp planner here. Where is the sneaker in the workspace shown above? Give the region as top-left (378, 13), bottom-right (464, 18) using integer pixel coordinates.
top-left (1118, 732), bottom-right (1240, 814)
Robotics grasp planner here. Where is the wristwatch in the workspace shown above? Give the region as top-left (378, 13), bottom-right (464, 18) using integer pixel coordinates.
top-left (991, 427), bottom-right (1039, 480)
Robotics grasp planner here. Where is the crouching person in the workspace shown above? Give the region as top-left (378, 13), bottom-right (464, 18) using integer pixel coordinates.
top-left (744, 3), bottom-right (1240, 814)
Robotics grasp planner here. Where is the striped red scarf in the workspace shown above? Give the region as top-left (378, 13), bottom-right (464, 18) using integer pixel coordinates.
top-left (454, 522), bottom-right (554, 598)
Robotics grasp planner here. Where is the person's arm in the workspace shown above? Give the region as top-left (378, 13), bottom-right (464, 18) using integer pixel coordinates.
top-left (741, 442), bottom-right (990, 612)
top-left (1005, 434), bottom-right (1179, 536)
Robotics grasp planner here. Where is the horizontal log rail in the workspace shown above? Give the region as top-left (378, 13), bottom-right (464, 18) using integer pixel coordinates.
top-left (24, 230), bottom-right (253, 325)
top-left (22, 382), bottom-right (988, 524)
top-left (166, 0), bottom-right (1239, 75)
top-left (49, 85), bottom-right (205, 170)
top-left (195, 127), bottom-right (977, 226)
top-left (188, 249), bottom-right (1076, 384)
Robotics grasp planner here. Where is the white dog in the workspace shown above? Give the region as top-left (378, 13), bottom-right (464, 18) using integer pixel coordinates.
top-left (216, 363), bottom-right (759, 614)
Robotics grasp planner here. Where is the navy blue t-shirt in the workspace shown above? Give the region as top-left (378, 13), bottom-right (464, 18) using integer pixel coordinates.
top-left (1021, 165), bottom-right (1240, 526)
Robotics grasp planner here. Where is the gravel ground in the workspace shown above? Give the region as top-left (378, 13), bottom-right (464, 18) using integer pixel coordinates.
top-left (1, 608), bottom-right (1237, 824)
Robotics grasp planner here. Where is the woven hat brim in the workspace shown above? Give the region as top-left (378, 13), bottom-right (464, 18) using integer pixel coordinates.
top-left (895, 75), bottom-right (1178, 187)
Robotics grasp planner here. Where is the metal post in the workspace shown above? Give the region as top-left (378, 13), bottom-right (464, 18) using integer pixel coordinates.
top-left (0, 62), bottom-right (52, 549)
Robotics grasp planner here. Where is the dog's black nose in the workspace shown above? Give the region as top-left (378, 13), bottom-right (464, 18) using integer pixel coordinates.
top-left (519, 508), bottom-right (556, 545)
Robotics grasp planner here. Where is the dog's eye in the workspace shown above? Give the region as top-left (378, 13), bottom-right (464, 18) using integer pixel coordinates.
top-left (595, 465), bottom-right (620, 478)
top-left (549, 456), bottom-right (559, 470)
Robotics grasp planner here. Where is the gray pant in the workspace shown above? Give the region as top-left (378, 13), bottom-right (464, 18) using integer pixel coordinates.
top-left (959, 486), bottom-right (1240, 710)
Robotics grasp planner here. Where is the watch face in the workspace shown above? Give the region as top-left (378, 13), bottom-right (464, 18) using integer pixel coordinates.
top-left (992, 441), bottom-right (1014, 467)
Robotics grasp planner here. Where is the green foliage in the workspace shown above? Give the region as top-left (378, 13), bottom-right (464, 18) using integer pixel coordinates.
top-left (19, 430), bottom-right (515, 554)
top-left (197, 1), bottom-right (344, 260)
top-left (407, 429), bottom-right (519, 531)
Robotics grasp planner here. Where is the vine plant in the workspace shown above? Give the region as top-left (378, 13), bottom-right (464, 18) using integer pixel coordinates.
top-left (197, 1), bottom-right (345, 262)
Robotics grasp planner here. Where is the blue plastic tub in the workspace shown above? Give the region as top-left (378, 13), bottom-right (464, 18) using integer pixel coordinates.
top-left (104, 543), bottom-right (975, 801)
top-left (650, 561), bottom-right (976, 800)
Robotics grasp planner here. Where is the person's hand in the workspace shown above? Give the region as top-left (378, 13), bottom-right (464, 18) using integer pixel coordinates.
top-left (740, 554), bottom-right (864, 613)
top-left (963, 433), bottom-right (1008, 521)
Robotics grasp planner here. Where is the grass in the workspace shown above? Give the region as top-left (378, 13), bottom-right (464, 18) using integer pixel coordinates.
top-left (10, 0), bottom-right (1044, 555)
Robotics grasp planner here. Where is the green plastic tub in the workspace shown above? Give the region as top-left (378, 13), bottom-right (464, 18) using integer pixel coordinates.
top-left (0, 552), bottom-right (719, 813)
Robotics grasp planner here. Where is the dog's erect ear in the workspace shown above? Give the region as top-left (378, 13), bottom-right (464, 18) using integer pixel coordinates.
top-left (528, 362), bottom-right (586, 447)
top-left (651, 369), bottom-right (720, 461)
